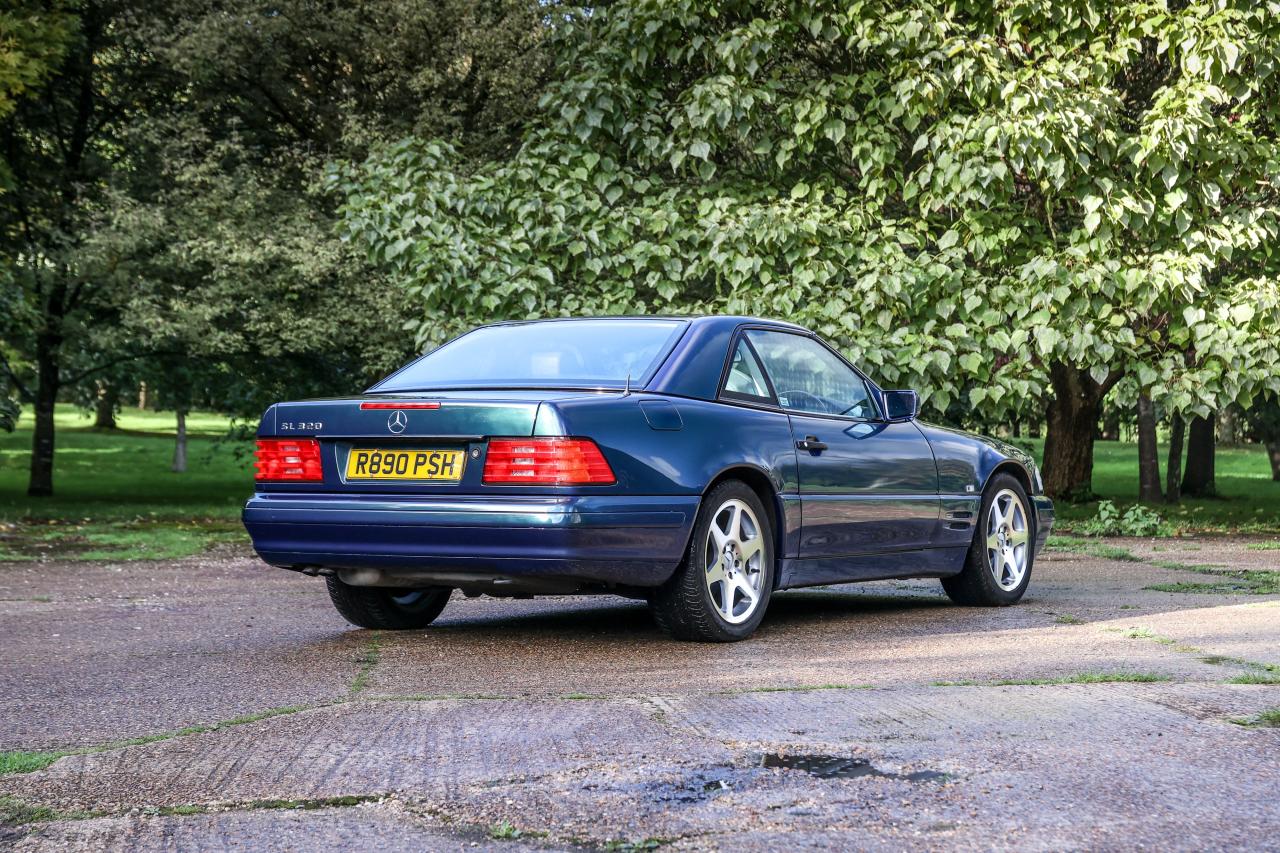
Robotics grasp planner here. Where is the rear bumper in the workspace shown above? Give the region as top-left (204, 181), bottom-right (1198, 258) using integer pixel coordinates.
top-left (1032, 495), bottom-right (1055, 556)
top-left (242, 492), bottom-right (699, 588)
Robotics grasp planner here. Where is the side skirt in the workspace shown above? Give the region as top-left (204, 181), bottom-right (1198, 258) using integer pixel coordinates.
top-left (777, 546), bottom-right (969, 590)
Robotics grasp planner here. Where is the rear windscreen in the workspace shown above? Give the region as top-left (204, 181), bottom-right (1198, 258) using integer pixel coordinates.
top-left (372, 319), bottom-right (688, 391)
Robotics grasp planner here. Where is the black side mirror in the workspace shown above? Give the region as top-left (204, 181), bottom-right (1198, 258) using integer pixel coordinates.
top-left (883, 390), bottom-right (919, 421)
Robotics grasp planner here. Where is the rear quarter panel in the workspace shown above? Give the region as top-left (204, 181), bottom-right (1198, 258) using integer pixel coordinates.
top-left (544, 394), bottom-right (800, 558)
top-left (544, 394), bottom-right (798, 496)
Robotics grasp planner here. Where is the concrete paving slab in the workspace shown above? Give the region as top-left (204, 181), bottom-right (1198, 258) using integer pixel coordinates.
top-left (0, 698), bottom-right (726, 812)
top-left (0, 555), bottom-right (358, 749)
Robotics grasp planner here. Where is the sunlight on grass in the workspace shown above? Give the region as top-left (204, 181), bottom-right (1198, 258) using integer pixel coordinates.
top-left (1, 405), bottom-right (251, 523)
top-left (1017, 438), bottom-right (1280, 533)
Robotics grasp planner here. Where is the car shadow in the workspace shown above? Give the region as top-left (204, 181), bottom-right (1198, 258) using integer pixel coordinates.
top-left (422, 587), bottom-right (955, 640)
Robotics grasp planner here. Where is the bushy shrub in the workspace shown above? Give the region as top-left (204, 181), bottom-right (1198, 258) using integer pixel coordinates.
top-left (1081, 501), bottom-right (1165, 537)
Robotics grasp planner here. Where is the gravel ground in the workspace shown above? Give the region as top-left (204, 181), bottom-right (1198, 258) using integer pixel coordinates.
top-left (1, 539), bottom-right (1278, 851)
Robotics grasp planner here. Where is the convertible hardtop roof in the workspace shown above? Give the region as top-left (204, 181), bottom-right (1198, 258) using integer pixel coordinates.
top-left (463, 315), bottom-right (819, 400)
top-left (480, 315), bottom-right (811, 333)
top-left (369, 315), bottom-right (819, 400)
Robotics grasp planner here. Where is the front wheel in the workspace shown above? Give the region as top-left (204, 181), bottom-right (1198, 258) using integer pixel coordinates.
top-left (325, 577), bottom-right (451, 630)
top-left (941, 473), bottom-right (1035, 606)
top-left (649, 480), bottom-right (775, 642)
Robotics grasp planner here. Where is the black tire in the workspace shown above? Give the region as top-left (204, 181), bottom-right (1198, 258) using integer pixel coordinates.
top-left (649, 480), bottom-right (775, 642)
top-left (325, 576), bottom-right (451, 630)
top-left (941, 473), bottom-right (1035, 606)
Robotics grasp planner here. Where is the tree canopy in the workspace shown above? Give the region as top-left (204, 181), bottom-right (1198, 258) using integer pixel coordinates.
top-left (334, 0), bottom-right (1280, 498)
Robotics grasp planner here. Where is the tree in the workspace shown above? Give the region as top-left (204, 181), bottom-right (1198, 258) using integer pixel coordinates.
top-left (1, 1), bottom-right (184, 496)
top-left (1166, 412), bottom-right (1185, 503)
top-left (333, 0), bottom-right (1280, 501)
top-left (0, 2), bottom-right (74, 122)
top-left (3, 0), bottom-right (557, 494)
top-left (1136, 392), bottom-right (1162, 501)
top-left (1182, 414), bottom-right (1217, 497)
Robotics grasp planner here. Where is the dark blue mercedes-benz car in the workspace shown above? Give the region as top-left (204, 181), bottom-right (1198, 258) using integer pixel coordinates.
top-left (243, 316), bottom-right (1053, 641)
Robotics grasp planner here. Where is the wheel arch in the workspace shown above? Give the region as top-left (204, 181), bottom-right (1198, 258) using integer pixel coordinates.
top-left (984, 460), bottom-right (1037, 529)
top-left (701, 464), bottom-right (787, 589)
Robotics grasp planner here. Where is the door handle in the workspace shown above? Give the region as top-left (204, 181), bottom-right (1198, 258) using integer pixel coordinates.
top-left (796, 435), bottom-right (828, 453)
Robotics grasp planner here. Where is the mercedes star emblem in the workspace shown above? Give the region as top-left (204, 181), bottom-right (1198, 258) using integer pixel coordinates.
top-left (386, 410), bottom-right (408, 434)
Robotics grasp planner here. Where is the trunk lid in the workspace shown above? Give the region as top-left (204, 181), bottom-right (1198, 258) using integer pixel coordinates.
top-left (257, 390), bottom-right (619, 494)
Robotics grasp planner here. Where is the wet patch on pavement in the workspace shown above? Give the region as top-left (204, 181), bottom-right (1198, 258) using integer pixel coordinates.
top-left (759, 752), bottom-right (948, 783)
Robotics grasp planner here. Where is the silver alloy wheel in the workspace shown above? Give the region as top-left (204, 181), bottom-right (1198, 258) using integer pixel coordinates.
top-left (704, 498), bottom-right (766, 625)
top-left (391, 590), bottom-right (426, 606)
top-left (986, 488), bottom-right (1030, 591)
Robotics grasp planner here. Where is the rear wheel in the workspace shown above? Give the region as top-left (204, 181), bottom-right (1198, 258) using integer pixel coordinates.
top-left (325, 577), bottom-right (451, 630)
top-left (941, 473), bottom-right (1034, 606)
top-left (649, 480), bottom-right (774, 642)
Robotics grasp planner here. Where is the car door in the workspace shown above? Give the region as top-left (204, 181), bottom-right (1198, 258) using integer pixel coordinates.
top-left (743, 329), bottom-right (940, 561)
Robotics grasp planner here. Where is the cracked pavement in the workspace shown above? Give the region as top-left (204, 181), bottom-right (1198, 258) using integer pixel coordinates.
top-left (1, 539), bottom-right (1278, 850)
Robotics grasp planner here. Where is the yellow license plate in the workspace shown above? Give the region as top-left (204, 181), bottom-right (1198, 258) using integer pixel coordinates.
top-left (345, 449), bottom-right (465, 481)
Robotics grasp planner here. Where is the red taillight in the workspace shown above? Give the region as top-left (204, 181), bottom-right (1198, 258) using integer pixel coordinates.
top-left (482, 438), bottom-right (615, 485)
top-left (255, 439), bottom-right (323, 481)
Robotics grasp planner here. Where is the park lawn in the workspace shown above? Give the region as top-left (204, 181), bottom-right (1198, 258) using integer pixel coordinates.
top-left (1045, 439), bottom-right (1280, 534)
top-left (2, 407), bottom-right (1279, 561)
top-left (0, 405), bottom-right (253, 561)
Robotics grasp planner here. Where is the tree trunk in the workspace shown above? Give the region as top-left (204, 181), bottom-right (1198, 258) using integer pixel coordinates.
top-left (27, 333), bottom-right (60, 497)
top-left (1266, 440), bottom-right (1280, 482)
top-left (93, 381), bottom-right (118, 429)
top-left (1216, 408), bottom-right (1238, 446)
top-left (1042, 363), bottom-right (1113, 501)
top-left (1181, 414), bottom-right (1216, 497)
top-left (1136, 392), bottom-right (1162, 502)
top-left (1029, 419), bottom-right (1041, 439)
top-left (137, 381), bottom-right (149, 410)
top-left (172, 409), bottom-right (188, 473)
top-left (1166, 413), bottom-right (1184, 503)
top-left (1012, 420), bottom-right (1021, 439)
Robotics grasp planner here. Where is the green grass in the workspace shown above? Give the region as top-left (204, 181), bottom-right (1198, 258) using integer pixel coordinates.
top-left (0, 404), bottom-right (252, 560)
top-left (0, 705), bottom-right (310, 776)
top-left (1227, 673), bottom-right (1280, 685)
top-left (1122, 628), bottom-right (1177, 645)
top-left (933, 672), bottom-right (1170, 687)
top-left (0, 796), bottom-right (100, 826)
top-left (1031, 438), bottom-right (1280, 533)
top-left (488, 821), bottom-right (547, 841)
top-left (1053, 614), bottom-right (1085, 625)
top-left (349, 633), bottom-right (382, 696)
top-left (1045, 538), bottom-right (1141, 561)
top-left (1245, 541), bottom-right (1280, 550)
top-left (0, 793), bottom-right (379, 827)
top-left (601, 840), bottom-right (671, 852)
top-left (1230, 708), bottom-right (1280, 728)
top-left (1144, 565), bottom-right (1280, 596)
top-left (719, 683), bottom-right (874, 695)
top-left (0, 751), bottom-right (68, 775)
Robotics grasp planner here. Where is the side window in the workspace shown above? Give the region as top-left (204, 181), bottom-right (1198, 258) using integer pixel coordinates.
top-left (746, 331), bottom-right (876, 419)
top-left (721, 338), bottom-right (774, 404)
